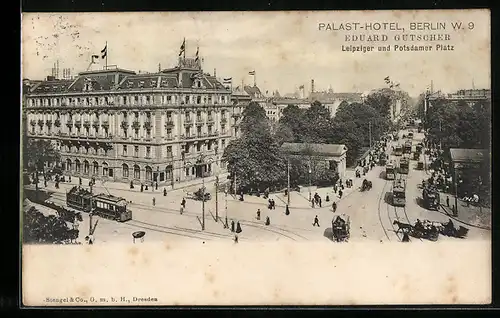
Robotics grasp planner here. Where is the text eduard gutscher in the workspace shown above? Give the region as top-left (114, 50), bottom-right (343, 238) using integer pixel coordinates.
top-left (318, 21), bottom-right (477, 53)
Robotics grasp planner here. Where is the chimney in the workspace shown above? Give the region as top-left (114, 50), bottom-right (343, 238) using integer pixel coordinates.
top-left (214, 68), bottom-right (216, 78)
top-left (311, 79), bottom-right (315, 93)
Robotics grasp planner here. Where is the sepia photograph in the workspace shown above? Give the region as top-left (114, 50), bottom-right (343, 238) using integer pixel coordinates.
top-left (21, 10), bottom-right (491, 306)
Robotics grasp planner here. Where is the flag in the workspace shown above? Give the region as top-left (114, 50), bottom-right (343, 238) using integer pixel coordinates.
top-left (195, 47), bottom-right (199, 62)
top-left (223, 77), bottom-right (232, 84)
top-left (299, 85), bottom-right (305, 89)
top-left (91, 55), bottom-right (99, 63)
top-left (179, 38), bottom-right (186, 57)
top-left (395, 83), bottom-right (400, 87)
top-left (248, 70), bottom-right (255, 75)
top-left (101, 45), bottom-right (107, 59)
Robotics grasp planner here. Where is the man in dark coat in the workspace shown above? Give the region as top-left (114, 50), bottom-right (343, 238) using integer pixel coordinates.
top-left (181, 198), bottom-right (186, 209)
top-left (338, 189), bottom-right (343, 199)
top-left (265, 216), bottom-right (270, 226)
top-left (231, 220), bottom-right (235, 232)
top-left (256, 209), bottom-right (261, 220)
top-left (163, 188), bottom-right (167, 196)
top-left (285, 205), bottom-right (290, 215)
top-left (236, 221), bottom-right (242, 233)
top-left (313, 215), bottom-right (320, 227)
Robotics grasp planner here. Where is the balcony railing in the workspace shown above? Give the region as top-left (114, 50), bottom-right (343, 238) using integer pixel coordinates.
top-left (221, 117), bottom-right (227, 123)
top-left (165, 120), bottom-right (174, 127)
top-left (144, 121), bottom-right (152, 129)
top-left (37, 120), bottom-right (44, 127)
top-left (120, 121), bottom-right (129, 129)
top-left (166, 135), bottom-right (174, 141)
top-left (46, 120), bottom-right (52, 127)
top-left (132, 121), bottom-right (141, 129)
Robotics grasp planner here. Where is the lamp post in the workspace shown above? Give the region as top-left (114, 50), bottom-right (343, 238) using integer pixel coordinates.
top-left (308, 159), bottom-right (312, 202)
top-left (197, 154), bottom-right (206, 231)
top-left (287, 158), bottom-right (291, 206)
top-left (453, 164), bottom-right (459, 217)
top-left (214, 145), bottom-right (219, 222)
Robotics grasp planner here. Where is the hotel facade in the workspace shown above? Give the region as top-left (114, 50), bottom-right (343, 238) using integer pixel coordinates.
top-left (24, 56), bottom-right (250, 188)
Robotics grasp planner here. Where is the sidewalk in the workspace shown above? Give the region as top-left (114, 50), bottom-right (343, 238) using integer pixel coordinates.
top-left (439, 194), bottom-right (491, 230)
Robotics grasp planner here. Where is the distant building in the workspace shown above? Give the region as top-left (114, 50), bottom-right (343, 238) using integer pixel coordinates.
top-left (280, 142), bottom-right (348, 179)
top-left (309, 90), bottom-right (364, 117)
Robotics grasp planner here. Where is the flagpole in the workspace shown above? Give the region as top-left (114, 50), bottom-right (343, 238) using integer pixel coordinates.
top-left (105, 41), bottom-right (108, 70)
top-left (184, 38), bottom-right (186, 60)
top-left (253, 73), bottom-right (256, 87)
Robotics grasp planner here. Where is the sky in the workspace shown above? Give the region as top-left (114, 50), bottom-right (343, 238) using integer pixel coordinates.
top-left (22, 10), bottom-right (490, 97)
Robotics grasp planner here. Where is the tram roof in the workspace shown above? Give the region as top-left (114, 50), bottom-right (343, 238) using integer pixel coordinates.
top-left (94, 193), bottom-right (127, 205)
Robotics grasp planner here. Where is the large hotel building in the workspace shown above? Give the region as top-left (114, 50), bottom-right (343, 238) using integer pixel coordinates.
top-left (23, 56), bottom-right (250, 188)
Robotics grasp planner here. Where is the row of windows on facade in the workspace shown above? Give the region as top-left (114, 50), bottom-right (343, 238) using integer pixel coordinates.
top-left (31, 123), bottom-right (229, 139)
top-left (29, 109), bottom-right (233, 124)
top-left (27, 94), bottom-right (231, 107)
top-left (63, 160), bottom-right (226, 180)
top-left (59, 140), bottom-right (226, 157)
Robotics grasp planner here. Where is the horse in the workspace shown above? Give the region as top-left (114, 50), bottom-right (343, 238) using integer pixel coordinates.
top-left (393, 220), bottom-right (412, 234)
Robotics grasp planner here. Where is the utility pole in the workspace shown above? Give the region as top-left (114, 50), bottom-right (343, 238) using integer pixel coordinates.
top-left (287, 158), bottom-right (291, 206)
top-left (439, 118), bottom-right (442, 150)
top-left (369, 121), bottom-right (372, 148)
top-left (202, 174), bottom-right (205, 231)
top-left (308, 159), bottom-right (312, 202)
top-left (89, 180), bottom-right (94, 237)
top-left (215, 175), bottom-right (219, 222)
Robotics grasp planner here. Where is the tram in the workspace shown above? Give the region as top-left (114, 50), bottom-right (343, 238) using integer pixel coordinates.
top-left (399, 157), bottom-right (410, 174)
top-left (394, 145), bottom-right (403, 156)
top-left (385, 163), bottom-right (396, 180)
top-left (404, 141), bottom-right (412, 154)
top-left (66, 186), bottom-right (133, 222)
top-left (392, 179), bottom-right (406, 207)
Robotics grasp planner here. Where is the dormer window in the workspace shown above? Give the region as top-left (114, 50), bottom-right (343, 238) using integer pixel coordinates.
top-left (161, 80), bottom-right (168, 87)
top-left (139, 81), bottom-right (145, 88)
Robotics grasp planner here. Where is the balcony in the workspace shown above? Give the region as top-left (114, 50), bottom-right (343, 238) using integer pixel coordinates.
top-left (54, 119), bottom-right (61, 127)
top-left (37, 120), bottom-right (44, 127)
top-left (221, 117), bottom-right (227, 124)
top-left (144, 121), bottom-right (152, 130)
top-left (46, 120), bottom-right (53, 127)
top-left (196, 120), bottom-right (204, 126)
top-left (207, 116), bottom-right (215, 123)
top-left (132, 121), bottom-right (141, 130)
top-left (120, 121), bottom-right (129, 130)
top-left (208, 131), bottom-right (219, 137)
top-left (165, 120), bottom-right (174, 127)
top-left (75, 120), bottom-right (82, 128)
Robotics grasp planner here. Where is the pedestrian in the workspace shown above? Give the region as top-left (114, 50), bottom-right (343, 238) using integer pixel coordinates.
top-left (181, 198), bottom-right (186, 208)
top-left (311, 199), bottom-right (315, 208)
top-left (152, 197), bottom-right (156, 206)
top-left (236, 221), bottom-right (242, 233)
top-left (285, 205), bottom-right (290, 215)
top-left (231, 220), bottom-right (235, 232)
top-left (155, 182), bottom-right (158, 190)
top-left (224, 216), bottom-right (228, 229)
top-left (44, 180), bottom-right (47, 187)
top-left (145, 185), bottom-right (149, 191)
top-left (256, 209), bottom-right (261, 220)
top-left (69, 175), bottom-right (72, 183)
top-left (130, 181), bottom-right (134, 189)
top-left (265, 216), bottom-right (270, 226)
top-left (234, 234), bottom-right (239, 244)
top-left (79, 177), bottom-right (82, 186)
top-left (180, 204), bottom-right (184, 214)
top-left (338, 189), bottom-right (343, 199)
top-left (319, 197), bottom-right (322, 208)
top-left (272, 199), bottom-right (276, 210)
top-left (268, 199), bottom-right (272, 210)
top-left (333, 184), bottom-right (337, 193)
top-left (141, 184), bottom-right (144, 192)
top-left (313, 215), bottom-right (320, 227)
top-left (326, 195), bottom-right (330, 202)
top-left (163, 188), bottom-right (167, 196)
top-left (332, 201), bottom-right (337, 213)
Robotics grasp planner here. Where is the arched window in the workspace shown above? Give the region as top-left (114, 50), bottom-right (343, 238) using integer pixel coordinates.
top-left (93, 161), bottom-right (99, 175)
top-left (66, 159), bottom-right (72, 171)
top-left (145, 166), bottom-right (152, 181)
top-left (75, 159), bottom-right (81, 172)
top-left (134, 165), bottom-right (140, 179)
top-left (165, 165), bottom-right (173, 181)
top-left (122, 163), bottom-right (129, 178)
top-left (102, 162), bottom-right (109, 176)
top-left (83, 160), bottom-right (89, 175)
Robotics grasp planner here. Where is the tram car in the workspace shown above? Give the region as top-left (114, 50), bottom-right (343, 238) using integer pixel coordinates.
top-left (392, 179), bottom-right (406, 207)
top-left (331, 214), bottom-right (350, 242)
top-left (394, 145), bottom-right (403, 156)
top-left (404, 141), bottom-right (412, 154)
top-left (66, 186), bottom-right (133, 222)
top-left (422, 186), bottom-right (440, 210)
top-left (399, 157), bottom-right (410, 174)
top-left (385, 163), bottom-right (396, 180)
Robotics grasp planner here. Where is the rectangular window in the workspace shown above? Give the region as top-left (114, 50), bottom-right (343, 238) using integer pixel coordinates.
top-left (197, 143), bottom-right (201, 152)
top-left (197, 127), bottom-right (202, 135)
top-left (166, 128), bottom-right (172, 139)
top-left (207, 142), bottom-right (212, 151)
top-left (185, 128), bottom-right (190, 136)
top-left (146, 146), bottom-right (151, 158)
top-left (185, 168), bottom-right (189, 176)
top-left (134, 146), bottom-right (139, 157)
top-left (221, 140), bottom-right (226, 148)
top-left (167, 146), bottom-right (172, 156)
top-left (123, 145), bottom-right (127, 156)
top-left (185, 96), bottom-right (189, 104)
top-left (167, 95), bottom-right (172, 103)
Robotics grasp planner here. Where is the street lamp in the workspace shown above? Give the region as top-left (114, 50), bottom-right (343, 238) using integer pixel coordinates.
top-left (197, 154), bottom-right (207, 231)
top-left (308, 159), bottom-right (312, 202)
top-left (287, 158), bottom-right (291, 206)
top-left (214, 145), bottom-right (219, 222)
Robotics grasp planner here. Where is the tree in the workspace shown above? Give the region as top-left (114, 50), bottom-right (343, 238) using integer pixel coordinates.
top-left (23, 138), bottom-right (60, 198)
top-left (278, 105), bottom-right (305, 142)
top-left (23, 206), bottom-right (78, 244)
top-left (302, 101), bottom-right (333, 143)
top-left (223, 102), bottom-right (286, 192)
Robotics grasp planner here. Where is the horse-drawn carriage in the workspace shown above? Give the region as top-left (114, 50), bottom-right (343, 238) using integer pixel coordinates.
top-left (361, 179), bottom-right (372, 191)
top-left (331, 214), bottom-right (350, 242)
top-left (393, 219), bottom-right (440, 241)
top-left (440, 219), bottom-right (469, 238)
top-left (187, 187), bottom-right (211, 201)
